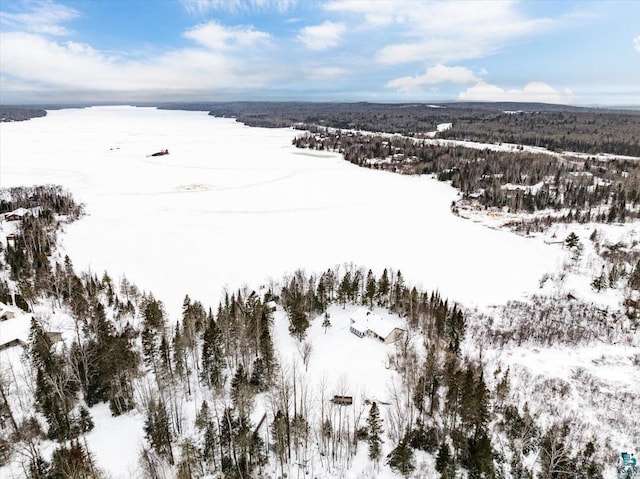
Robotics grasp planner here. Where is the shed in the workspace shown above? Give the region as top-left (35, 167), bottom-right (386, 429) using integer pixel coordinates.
top-left (45, 331), bottom-right (63, 343)
top-left (331, 395), bottom-right (353, 406)
top-left (6, 234), bottom-right (17, 248)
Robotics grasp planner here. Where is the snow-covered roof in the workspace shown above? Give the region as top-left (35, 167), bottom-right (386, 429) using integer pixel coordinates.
top-left (350, 308), bottom-right (405, 340)
top-left (2, 207), bottom-right (41, 220)
top-left (500, 182), bottom-right (544, 194)
top-left (0, 308), bottom-right (31, 347)
top-left (4, 207), bottom-right (29, 217)
top-left (568, 171), bottom-right (594, 178)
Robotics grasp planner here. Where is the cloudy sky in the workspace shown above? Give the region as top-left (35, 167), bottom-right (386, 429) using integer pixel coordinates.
top-left (1, 0), bottom-right (638, 105)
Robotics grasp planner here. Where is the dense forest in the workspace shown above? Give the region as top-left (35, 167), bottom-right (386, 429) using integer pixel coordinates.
top-left (155, 101), bottom-right (640, 156)
top-left (438, 112), bottom-right (640, 157)
top-left (0, 186), bottom-right (622, 479)
top-left (0, 108), bottom-right (47, 122)
top-left (293, 129), bottom-right (640, 226)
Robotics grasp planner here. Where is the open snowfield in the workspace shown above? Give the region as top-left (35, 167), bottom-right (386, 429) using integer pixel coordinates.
top-left (0, 106), bottom-right (562, 319)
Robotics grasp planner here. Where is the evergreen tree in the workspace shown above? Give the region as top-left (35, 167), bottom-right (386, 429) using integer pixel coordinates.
top-left (387, 433), bottom-right (414, 477)
top-left (195, 401), bottom-right (210, 431)
top-left (629, 260), bottom-right (640, 290)
top-left (377, 268), bottom-right (390, 306)
top-left (446, 307), bottom-right (465, 355)
top-left (49, 440), bottom-right (99, 479)
top-left (231, 364), bottom-right (253, 419)
top-left (338, 271), bottom-right (352, 306)
top-left (465, 432), bottom-right (494, 479)
top-left (322, 312), bottom-right (332, 334)
top-left (258, 311), bottom-right (275, 376)
top-left (591, 272), bottom-right (607, 292)
top-left (142, 296), bottom-right (165, 331)
top-left (392, 270), bottom-right (405, 311)
top-left (285, 287), bottom-right (310, 340)
top-left (365, 269), bottom-right (377, 307)
top-left (366, 402), bottom-right (383, 461)
top-left (271, 410), bottom-right (289, 467)
top-left (436, 442), bottom-right (455, 479)
top-left (576, 441), bottom-right (603, 478)
top-left (144, 399), bottom-right (174, 464)
top-left (177, 438), bottom-right (203, 479)
top-left (201, 313), bottom-right (224, 389)
top-left (30, 318), bottom-right (77, 441)
top-left (249, 357), bottom-right (266, 392)
top-left (564, 232), bottom-right (583, 261)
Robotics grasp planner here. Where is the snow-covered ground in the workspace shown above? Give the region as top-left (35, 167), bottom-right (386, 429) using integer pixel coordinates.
top-left (0, 106), bottom-right (561, 320)
top-left (1, 106), bottom-right (638, 477)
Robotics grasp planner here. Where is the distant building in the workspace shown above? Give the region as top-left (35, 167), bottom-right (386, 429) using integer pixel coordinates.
top-left (45, 331), bottom-right (63, 343)
top-left (349, 308), bottom-right (405, 344)
top-left (2, 206), bottom-right (42, 222)
top-left (331, 395), bottom-right (353, 405)
top-left (3, 207), bottom-right (30, 221)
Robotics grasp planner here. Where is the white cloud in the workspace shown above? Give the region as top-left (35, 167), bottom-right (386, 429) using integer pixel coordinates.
top-left (458, 81), bottom-right (572, 104)
top-left (184, 21), bottom-right (270, 49)
top-left (182, 0), bottom-right (297, 15)
top-left (297, 21), bottom-right (346, 51)
top-left (0, 29), bottom-right (273, 99)
top-left (634, 35), bottom-right (640, 53)
top-left (0, 0), bottom-right (78, 36)
top-left (326, 1), bottom-right (559, 64)
top-left (304, 66), bottom-right (348, 80)
top-left (386, 64), bottom-right (479, 93)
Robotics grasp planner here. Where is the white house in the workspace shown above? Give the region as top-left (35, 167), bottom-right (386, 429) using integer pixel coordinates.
top-left (349, 308), bottom-right (405, 344)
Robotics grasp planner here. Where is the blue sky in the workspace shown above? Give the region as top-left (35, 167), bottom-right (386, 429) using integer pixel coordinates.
top-left (0, 0), bottom-right (638, 105)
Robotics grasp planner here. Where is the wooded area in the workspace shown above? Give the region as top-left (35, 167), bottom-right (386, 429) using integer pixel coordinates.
top-left (0, 186), bottom-right (616, 479)
top-left (0, 108), bottom-right (46, 122)
top-left (156, 101), bottom-right (640, 156)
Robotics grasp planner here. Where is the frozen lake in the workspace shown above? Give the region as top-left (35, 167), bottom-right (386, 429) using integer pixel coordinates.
top-left (1, 106), bottom-right (561, 318)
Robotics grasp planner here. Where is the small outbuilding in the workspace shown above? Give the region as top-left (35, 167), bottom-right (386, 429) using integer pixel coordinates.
top-left (331, 395), bottom-right (353, 406)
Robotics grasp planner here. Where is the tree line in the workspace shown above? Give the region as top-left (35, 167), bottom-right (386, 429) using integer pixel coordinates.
top-left (293, 129), bottom-right (640, 225)
top-left (156, 101), bottom-right (640, 156)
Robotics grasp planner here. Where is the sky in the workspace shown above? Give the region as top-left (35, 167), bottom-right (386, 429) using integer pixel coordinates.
top-left (0, 0), bottom-right (639, 106)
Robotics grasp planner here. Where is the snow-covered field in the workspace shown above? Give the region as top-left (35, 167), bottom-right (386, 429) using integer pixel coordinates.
top-left (0, 106), bottom-right (560, 319)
